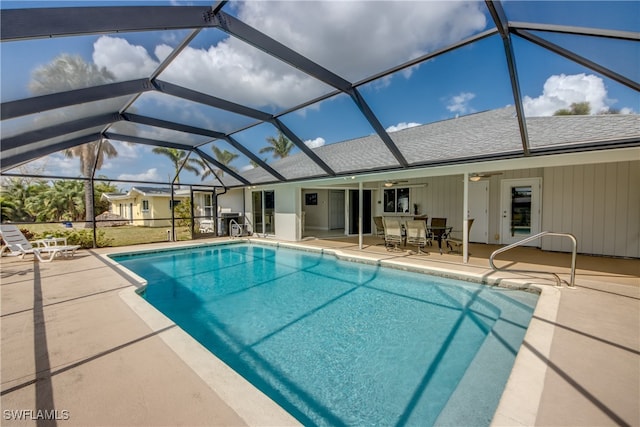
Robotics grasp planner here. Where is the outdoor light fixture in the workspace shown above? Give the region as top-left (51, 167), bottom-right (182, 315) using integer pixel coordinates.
top-left (469, 175), bottom-right (482, 182)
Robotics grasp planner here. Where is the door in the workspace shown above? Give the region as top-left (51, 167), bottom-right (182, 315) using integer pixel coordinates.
top-left (252, 190), bottom-right (275, 235)
top-left (468, 181), bottom-right (489, 243)
top-left (328, 190), bottom-right (345, 230)
top-left (348, 190), bottom-right (372, 234)
top-left (500, 178), bottom-right (542, 245)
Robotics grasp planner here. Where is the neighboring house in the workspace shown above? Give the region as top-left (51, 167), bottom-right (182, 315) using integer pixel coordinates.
top-left (101, 186), bottom-right (241, 233)
top-left (101, 186), bottom-right (216, 228)
top-left (101, 187), bottom-right (187, 227)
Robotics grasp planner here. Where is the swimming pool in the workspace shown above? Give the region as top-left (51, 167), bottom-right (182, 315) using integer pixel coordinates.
top-left (112, 242), bottom-right (538, 426)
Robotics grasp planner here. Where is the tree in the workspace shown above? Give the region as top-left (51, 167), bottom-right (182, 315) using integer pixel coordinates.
top-left (41, 180), bottom-right (85, 221)
top-left (64, 142), bottom-right (118, 223)
top-left (152, 147), bottom-right (201, 184)
top-left (0, 177), bottom-right (47, 222)
top-left (553, 102), bottom-right (591, 116)
top-left (29, 54), bottom-right (115, 95)
top-left (199, 146), bottom-right (239, 180)
top-left (29, 54), bottom-right (119, 224)
top-left (94, 179), bottom-right (119, 215)
top-left (0, 196), bottom-right (17, 222)
top-left (260, 132), bottom-right (294, 159)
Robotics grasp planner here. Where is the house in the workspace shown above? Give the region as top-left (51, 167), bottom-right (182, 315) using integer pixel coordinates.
top-left (101, 187), bottom-right (189, 227)
top-left (101, 186), bottom-right (237, 232)
top-left (233, 108), bottom-right (639, 258)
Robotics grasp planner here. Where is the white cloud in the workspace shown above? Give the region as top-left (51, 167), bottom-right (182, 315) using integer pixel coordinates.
top-left (304, 137), bottom-right (326, 149)
top-left (108, 140), bottom-right (140, 160)
top-left (29, 154), bottom-right (78, 177)
top-left (446, 92), bottom-right (476, 115)
top-left (93, 2), bottom-right (487, 110)
top-left (523, 73), bottom-right (609, 117)
top-left (237, 2), bottom-right (486, 81)
top-left (386, 122), bottom-right (421, 133)
top-left (118, 168), bottom-right (161, 182)
top-left (93, 36), bottom-right (158, 80)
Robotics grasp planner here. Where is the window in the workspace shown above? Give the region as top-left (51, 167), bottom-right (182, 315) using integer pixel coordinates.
top-left (383, 188), bottom-right (410, 213)
top-left (142, 200), bottom-right (149, 212)
top-left (203, 194), bottom-right (213, 219)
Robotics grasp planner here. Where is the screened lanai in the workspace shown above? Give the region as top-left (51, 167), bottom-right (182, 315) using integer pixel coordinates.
top-left (1, 1), bottom-right (639, 245)
top-left (1, 4), bottom-right (639, 426)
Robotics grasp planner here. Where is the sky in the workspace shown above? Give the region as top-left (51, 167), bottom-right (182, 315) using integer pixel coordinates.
top-left (1, 0), bottom-right (638, 186)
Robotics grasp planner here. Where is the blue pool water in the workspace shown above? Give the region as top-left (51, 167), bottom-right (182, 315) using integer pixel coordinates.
top-left (111, 242), bottom-right (538, 426)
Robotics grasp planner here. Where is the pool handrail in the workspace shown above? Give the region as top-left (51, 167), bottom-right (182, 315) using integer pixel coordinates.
top-left (229, 218), bottom-right (249, 238)
top-left (489, 231), bottom-right (577, 288)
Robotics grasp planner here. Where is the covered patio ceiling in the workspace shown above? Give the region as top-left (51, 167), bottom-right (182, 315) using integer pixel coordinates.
top-left (1, 1), bottom-right (638, 188)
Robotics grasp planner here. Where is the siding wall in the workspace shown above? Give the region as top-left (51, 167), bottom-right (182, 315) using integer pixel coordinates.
top-left (542, 161), bottom-right (639, 257)
top-left (373, 162), bottom-right (639, 257)
top-left (408, 176), bottom-right (465, 231)
top-left (302, 189), bottom-right (329, 230)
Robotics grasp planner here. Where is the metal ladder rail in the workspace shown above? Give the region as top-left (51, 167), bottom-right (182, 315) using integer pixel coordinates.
top-left (489, 231), bottom-right (578, 288)
top-left (229, 218), bottom-right (246, 238)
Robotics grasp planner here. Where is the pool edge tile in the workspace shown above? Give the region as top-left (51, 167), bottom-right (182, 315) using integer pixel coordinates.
top-left (490, 285), bottom-right (561, 427)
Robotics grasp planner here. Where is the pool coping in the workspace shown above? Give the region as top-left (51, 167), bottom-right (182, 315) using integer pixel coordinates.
top-left (104, 238), bottom-right (560, 427)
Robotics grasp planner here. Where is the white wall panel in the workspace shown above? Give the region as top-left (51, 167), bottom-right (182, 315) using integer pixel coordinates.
top-left (541, 161), bottom-right (639, 257)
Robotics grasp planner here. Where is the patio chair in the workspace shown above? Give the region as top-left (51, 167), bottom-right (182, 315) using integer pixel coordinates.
top-left (373, 216), bottom-right (385, 237)
top-left (427, 218), bottom-right (448, 245)
top-left (0, 224), bottom-right (80, 262)
top-left (382, 217), bottom-right (404, 251)
top-left (445, 219), bottom-right (475, 254)
top-left (405, 220), bottom-right (429, 254)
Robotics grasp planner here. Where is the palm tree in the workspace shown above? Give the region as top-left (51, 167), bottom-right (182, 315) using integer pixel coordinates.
top-left (29, 54), bottom-right (119, 224)
top-left (199, 146), bottom-right (239, 180)
top-left (25, 180), bottom-right (84, 222)
top-left (1, 178), bottom-right (28, 221)
top-left (151, 147), bottom-right (200, 183)
top-left (260, 132), bottom-right (294, 159)
top-left (43, 180), bottom-right (85, 221)
top-left (65, 141), bottom-right (117, 223)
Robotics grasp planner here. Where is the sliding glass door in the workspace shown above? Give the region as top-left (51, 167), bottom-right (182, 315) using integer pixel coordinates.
top-left (252, 190), bottom-right (275, 235)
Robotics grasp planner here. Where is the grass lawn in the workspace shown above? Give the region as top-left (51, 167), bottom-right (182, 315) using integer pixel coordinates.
top-left (15, 223), bottom-right (196, 247)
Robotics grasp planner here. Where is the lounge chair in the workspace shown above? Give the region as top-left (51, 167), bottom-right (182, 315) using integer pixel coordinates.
top-left (445, 219), bottom-right (475, 254)
top-left (382, 217), bottom-right (404, 251)
top-left (0, 224), bottom-right (80, 262)
top-left (405, 220), bottom-right (429, 254)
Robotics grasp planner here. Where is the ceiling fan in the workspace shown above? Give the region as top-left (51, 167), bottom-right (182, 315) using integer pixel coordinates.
top-left (469, 172), bottom-right (503, 181)
top-left (383, 180), bottom-right (409, 187)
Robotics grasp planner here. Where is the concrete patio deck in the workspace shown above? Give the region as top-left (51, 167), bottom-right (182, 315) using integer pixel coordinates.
top-left (1, 236), bottom-right (638, 426)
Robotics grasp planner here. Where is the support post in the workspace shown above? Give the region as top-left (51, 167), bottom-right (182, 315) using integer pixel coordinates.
top-left (358, 181), bottom-right (363, 250)
top-left (463, 172), bottom-right (469, 263)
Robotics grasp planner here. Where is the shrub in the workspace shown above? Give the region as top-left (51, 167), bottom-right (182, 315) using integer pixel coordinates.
top-left (35, 229), bottom-right (112, 249)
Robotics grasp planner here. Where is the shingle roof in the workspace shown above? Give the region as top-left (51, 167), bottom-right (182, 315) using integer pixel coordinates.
top-left (241, 107), bottom-right (640, 182)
